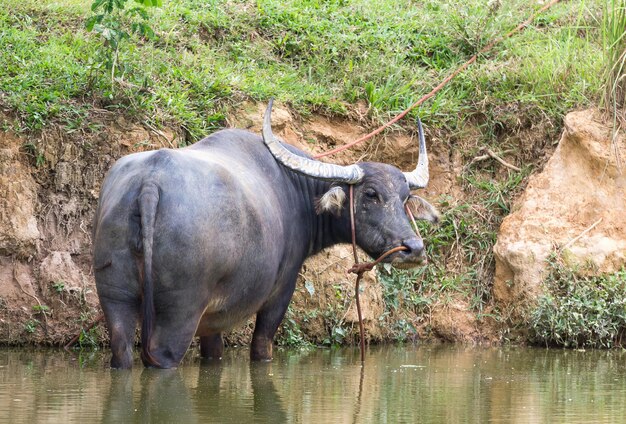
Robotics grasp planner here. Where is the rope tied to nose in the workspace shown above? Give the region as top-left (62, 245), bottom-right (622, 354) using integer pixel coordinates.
top-left (348, 185), bottom-right (422, 363)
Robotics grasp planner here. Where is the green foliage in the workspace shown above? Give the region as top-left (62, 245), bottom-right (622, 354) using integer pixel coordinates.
top-left (86, 0), bottom-right (159, 87)
top-left (32, 305), bottom-right (50, 315)
top-left (24, 319), bottom-right (39, 334)
top-left (276, 306), bottom-right (311, 348)
top-left (22, 142), bottom-right (46, 167)
top-left (448, 0), bottom-right (502, 55)
top-left (77, 327), bottom-right (100, 350)
top-left (530, 257), bottom-right (626, 348)
top-left (320, 304), bottom-right (349, 347)
top-left (52, 281), bottom-right (65, 294)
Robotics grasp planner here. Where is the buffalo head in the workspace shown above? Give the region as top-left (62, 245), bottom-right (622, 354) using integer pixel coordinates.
top-left (262, 100), bottom-right (439, 268)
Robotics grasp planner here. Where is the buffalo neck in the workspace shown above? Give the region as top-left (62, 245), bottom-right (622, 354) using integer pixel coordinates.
top-left (284, 170), bottom-right (351, 258)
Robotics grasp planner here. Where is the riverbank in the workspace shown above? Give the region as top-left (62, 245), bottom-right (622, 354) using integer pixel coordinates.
top-left (0, 0), bottom-right (611, 348)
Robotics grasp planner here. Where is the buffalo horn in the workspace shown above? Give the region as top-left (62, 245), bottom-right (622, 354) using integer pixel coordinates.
top-left (403, 117), bottom-right (429, 189)
top-left (262, 99), bottom-right (365, 184)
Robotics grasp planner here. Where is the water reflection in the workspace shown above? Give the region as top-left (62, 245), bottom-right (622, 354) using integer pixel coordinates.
top-left (0, 346), bottom-right (626, 423)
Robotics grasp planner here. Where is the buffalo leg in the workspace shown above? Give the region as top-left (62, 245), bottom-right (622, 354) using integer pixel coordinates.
top-left (142, 295), bottom-right (209, 368)
top-left (251, 278), bottom-right (297, 361)
top-left (101, 299), bottom-right (139, 369)
top-left (200, 333), bottom-right (223, 359)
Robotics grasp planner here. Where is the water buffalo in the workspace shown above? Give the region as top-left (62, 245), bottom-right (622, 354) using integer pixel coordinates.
top-left (93, 100), bottom-right (439, 369)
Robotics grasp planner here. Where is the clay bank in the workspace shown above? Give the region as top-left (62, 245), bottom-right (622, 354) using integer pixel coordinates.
top-left (0, 106), bottom-right (624, 350)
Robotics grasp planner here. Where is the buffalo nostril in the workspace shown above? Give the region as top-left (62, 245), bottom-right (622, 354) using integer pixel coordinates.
top-left (402, 238), bottom-right (424, 255)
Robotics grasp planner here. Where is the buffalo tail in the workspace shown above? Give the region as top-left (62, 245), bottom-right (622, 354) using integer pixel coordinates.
top-left (138, 183), bottom-right (160, 367)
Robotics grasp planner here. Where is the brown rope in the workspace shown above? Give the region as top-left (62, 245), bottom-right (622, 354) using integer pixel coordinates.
top-left (348, 186), bottom-right (409, 363)
top-left (348, 186), bottom-right (366, 362)
top-left (314, 0), bottom-right (563, 159)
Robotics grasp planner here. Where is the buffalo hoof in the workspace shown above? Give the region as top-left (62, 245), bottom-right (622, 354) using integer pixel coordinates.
top-left (250, 339), bottom-right (273, 361)
top-left (200, 334), bottom-right (224, 360)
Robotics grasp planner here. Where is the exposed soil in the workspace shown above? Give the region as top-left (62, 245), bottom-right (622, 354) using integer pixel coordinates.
top-left (494, 109), bottom-right (626, 325)
top-left (0, 102), bottom-right (556, 349)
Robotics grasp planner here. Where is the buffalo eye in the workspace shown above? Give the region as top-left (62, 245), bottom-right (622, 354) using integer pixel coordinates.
top-left (364, 188), bottom-right (378, 200)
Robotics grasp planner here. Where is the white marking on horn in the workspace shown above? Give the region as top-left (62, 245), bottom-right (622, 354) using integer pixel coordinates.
top-left (404, 117), bottom-right (429, 189)
top-left (262, 99), bottom-right (364, 184)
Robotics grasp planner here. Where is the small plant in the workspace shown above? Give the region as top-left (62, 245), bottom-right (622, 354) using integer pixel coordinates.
top-left (24, 320), bottom-right (39, 334)
top-left (22, 142), bottom-right (46, 168)
top-left (320, 324), bottom-right (347, 347)
top-left (449, 1), bottom-right (501, 55)
top-left (52, 281), bottom-right (65, 294)
top-left (78, 328), bottom-right (100, 350)
top-left (277, 306), bottom-right (309, 347)
top-left (320, 304), bottom-right (349, 347)
top-left (32, 305), bottom-right (50, 316)
top-left (86, 0), bottom-right (160, 88)
top-left (601, 0), bottom-right (626, 170)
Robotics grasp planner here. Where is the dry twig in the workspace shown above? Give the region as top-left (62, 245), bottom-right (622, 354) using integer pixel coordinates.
top-left (468, 147), bottom-right (521, 172)
top-left (560, 218), bottom-right (603, 252)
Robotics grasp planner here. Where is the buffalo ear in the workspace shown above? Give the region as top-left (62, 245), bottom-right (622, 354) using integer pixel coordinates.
top-left (406, 195), bottom-right (440, 224)
top-left (315, 186), bottom-right (347, 216)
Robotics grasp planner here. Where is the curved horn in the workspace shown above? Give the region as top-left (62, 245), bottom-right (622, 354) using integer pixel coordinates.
top-left (262, 99), bottom-right (364, 184)
top-left (403, 117), bottom-right (429, 189)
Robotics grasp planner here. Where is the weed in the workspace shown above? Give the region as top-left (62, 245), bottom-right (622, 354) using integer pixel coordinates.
top-left (32, 305), bottom-right (50, 316)
top-left (601, 0), bottom-right (626, 170)
top-left (24, 319), bottom-right (39, 334)
top-left (601, 0), bottom-right (626, 119)
top-left (276, 306), bottom-right (311, 347)
top-left (463, 168), bottom-right (530, 216)
top-left (320, 305), bottom-right (348, 347)
top-left (22, 142), bottom-right (46, 167)
top-left (77, 327), bottom-right (100, 350)
top-left (52, 281), bottom-right (65, 294)
top-left (449, 1), bottom-right (501, 55)
top-left (86, 0), bottom-right (160, 88)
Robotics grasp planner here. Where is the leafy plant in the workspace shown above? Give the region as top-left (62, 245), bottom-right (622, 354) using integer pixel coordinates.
top-left (24, 320), bottom-right (39, 334)
top-left (320, 305), bottom-right (349, 347)
top-left (22, 142), bottom-right (46, 167)
top-left (32, 305), bottom-right (50, 315)
top-left (78, 328), bottom-right (100, 350)
top-left (86, 0), bottom-right (161, 87)
top-left (449, 1), bottom-right (501, 55)
top-left (52, 281), bottom-right (65, 294)
top-left (276, 306), bottom-right (310, 347)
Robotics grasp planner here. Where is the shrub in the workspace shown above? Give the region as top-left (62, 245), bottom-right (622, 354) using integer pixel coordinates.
top-left (530, 257), bottom-right (626, 348)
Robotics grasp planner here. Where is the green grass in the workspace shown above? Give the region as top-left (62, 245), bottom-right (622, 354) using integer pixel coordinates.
top-left (602, 0), bottom-right (626, 116)
top-left (0, 0), bottom-right (603, 140)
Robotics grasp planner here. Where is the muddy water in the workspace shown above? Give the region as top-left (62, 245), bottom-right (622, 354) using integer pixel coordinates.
top-left (0, 346), bottom-right (625, 423)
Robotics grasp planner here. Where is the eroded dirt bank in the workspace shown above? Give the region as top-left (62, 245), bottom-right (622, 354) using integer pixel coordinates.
top-left (0, 103), bottom-right (585, 348)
